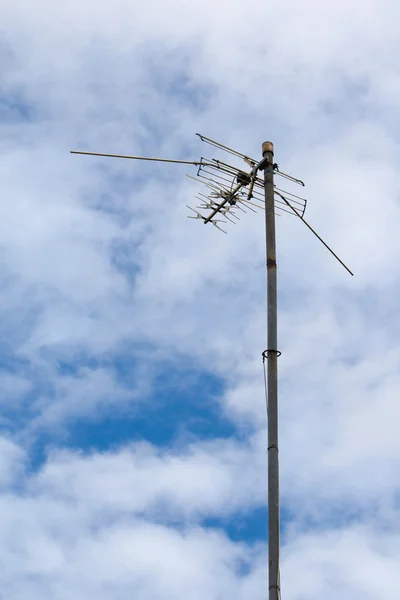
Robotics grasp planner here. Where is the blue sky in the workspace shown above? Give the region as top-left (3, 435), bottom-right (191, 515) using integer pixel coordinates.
top-left (1, 1), bottom-right (400, 599)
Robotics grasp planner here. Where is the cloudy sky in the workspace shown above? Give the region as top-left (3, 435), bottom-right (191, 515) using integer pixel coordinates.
top-left (1, 1), bottom-right (400, 598)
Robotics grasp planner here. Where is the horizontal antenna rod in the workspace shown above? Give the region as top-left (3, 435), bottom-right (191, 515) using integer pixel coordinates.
top-left (70, 150), bottom-right (210, 167)
top-left (196, 133), bottom-right (256, 165)
top-left (274, 170), bottom-right (305, 187)
top-left (197, 136), bottom-right (305, 186)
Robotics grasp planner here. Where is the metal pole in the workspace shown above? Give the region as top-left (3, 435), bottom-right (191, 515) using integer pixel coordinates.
top-left (263, 141), bottom-right (280, 600)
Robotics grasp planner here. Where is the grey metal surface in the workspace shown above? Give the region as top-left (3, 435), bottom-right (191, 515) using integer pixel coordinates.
top-left (263, 143), bottom-right (281, 600)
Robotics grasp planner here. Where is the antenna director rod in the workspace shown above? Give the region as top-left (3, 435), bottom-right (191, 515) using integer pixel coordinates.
top-left (202, 180), bottom-right (243, 224)
top-left (203, 160), bottom-right (264, 223)
top-left (263, 141), bottom-right (281, 600)
top-left (70, 150), bottom-right (209, 167)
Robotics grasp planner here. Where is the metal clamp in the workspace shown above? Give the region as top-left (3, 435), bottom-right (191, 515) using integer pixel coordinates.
top-left (262, 349), bottom-right (282, 361)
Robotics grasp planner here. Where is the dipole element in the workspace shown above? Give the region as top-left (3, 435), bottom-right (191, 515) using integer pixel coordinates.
top-left (263, 141), bottom-right (280, 600)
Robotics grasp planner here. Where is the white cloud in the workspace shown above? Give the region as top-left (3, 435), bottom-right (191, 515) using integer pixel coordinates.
top-left (0, 438), bottom-right (399, 600)
top-left (0, 0), bottom-right (400, 597)
top-left (32, 437), bottom-right (267, 520)
top-left (283, 525), bottom-right (400, 600)
top-left (0, 437), bottom-right (25, 487)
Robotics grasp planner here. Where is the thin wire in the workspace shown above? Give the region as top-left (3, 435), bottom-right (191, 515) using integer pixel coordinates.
top-left (262, 353), bottom-right (268, 412)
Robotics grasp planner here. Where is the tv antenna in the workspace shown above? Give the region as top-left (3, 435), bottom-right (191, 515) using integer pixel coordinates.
top-left (71, 134), bottom-right (353, 600)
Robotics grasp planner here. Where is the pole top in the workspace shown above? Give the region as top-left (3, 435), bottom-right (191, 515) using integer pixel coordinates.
top-left (262, 141), bottom-right (274, 155)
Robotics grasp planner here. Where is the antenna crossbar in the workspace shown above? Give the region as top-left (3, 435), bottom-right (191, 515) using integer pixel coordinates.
top-left (196, 133), bottom-right (256, 166)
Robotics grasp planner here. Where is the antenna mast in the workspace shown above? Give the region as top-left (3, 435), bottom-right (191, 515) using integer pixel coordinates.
top-left (262, 141), bottom-right (280, 600)
top-left (70, 134), bottom-right (353, 600)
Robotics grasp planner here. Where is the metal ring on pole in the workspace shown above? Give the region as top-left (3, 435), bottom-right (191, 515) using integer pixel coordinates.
top-left (262, 349), bottom-right (282, 362)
